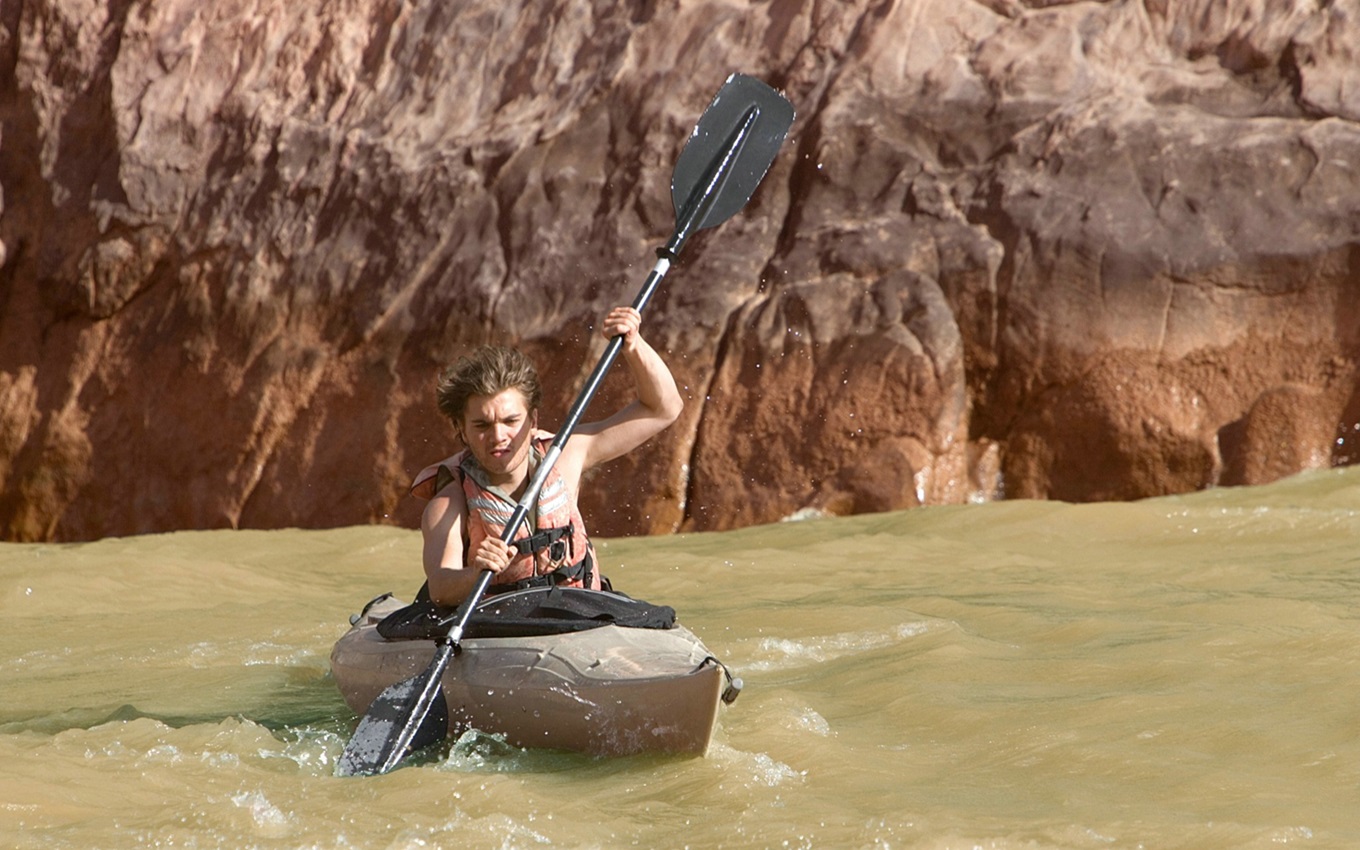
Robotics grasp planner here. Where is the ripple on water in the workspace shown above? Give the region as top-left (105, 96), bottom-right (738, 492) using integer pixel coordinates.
top-left (710, 741), bottom-right (806, 789)
top-left (739, 620), bottom-right (940, 673)
top-left (436, 728), bottom-right (527, 773)
top-left (229, 790), bottom-right (293, 837)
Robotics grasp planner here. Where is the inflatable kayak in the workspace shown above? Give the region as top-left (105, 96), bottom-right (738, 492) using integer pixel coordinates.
top-left (330, 587), bottom-right (740, 757)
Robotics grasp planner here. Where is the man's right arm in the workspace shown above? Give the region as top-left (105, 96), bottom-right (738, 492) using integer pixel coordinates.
top-left (422, 488), bottom-right (476, 607)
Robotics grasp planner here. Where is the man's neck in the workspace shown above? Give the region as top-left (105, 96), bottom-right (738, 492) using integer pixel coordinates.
top-left (478, 444), bottom-right (539, 503)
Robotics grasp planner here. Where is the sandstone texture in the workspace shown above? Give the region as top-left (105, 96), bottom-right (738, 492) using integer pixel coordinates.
top-left (2, 0), bottom-right (1358, 542)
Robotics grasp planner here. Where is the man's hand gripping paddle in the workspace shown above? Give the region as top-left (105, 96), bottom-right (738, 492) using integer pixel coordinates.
top-left (336, 73), bottom-right (794, 776)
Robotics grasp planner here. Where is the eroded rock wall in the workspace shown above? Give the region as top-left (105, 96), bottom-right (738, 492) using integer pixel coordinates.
top-left (1, 0), bottom-right (1357, 541)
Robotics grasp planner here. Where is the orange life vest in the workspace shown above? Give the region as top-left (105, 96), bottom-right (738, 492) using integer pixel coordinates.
top-left (410, 435), bottom-right (599, 593)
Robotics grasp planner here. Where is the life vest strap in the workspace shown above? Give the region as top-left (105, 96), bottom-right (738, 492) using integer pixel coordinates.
top-left (510, 524), bottom-right (575, 561)
top-left (485, 549), bottom-right (596, 597)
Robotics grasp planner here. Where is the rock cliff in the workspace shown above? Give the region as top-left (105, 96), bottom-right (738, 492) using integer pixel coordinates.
top-left (2, 0), bottom-right (1358, 541)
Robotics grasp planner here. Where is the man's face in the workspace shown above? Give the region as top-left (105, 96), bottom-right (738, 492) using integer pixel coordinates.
top-left (460, 388), bottom-right (537, 481)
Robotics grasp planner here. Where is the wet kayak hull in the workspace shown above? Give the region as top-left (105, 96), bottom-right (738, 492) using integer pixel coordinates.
top-left (330, 594), bottom-right (726, 757)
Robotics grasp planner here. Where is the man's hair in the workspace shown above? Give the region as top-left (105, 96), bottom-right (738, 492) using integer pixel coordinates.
top-left (436, 345), bottom-right (543, 427)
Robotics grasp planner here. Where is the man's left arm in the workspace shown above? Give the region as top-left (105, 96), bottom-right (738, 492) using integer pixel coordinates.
top-left (575, 306), bottom-right (683, 469)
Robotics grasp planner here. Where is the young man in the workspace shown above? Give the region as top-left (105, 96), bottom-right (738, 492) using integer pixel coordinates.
top-left (410, 306), bottom-right (682, 607)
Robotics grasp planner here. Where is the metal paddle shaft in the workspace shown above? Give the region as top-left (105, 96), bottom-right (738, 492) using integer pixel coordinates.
top-left (336, 73), bottom-right (794, 777)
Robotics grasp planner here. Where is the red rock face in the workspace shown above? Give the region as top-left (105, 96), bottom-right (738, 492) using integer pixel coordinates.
top-left (2, 0), bottom-right (1358, 542)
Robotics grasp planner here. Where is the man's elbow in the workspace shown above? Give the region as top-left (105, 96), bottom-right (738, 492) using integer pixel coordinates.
top-left (660, 394), bottom-right (683, 427)
top-left (425, 573), bottom-right (465, 608)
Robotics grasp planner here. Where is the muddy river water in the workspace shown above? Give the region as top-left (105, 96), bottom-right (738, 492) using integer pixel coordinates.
top-left (4, 468), bottom-right (1359, 848)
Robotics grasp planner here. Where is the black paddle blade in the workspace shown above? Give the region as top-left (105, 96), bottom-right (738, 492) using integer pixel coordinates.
top-left (336, 644), bottom-right (453, 777)
top-left (671, 74), bottom-right (795, 234)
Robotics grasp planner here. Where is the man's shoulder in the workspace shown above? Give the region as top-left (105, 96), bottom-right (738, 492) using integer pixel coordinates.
top-left (410, 452), bottom-right (466, 500)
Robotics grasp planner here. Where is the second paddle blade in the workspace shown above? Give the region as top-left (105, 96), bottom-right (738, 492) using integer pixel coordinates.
top-left (336, 650), bottom-right (452, 777)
